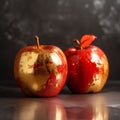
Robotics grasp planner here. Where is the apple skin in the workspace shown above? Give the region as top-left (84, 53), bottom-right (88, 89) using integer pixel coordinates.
top-left (64, 45), bottom-right (109, 93)
top-left (14, 44), bottom-right (68, 97)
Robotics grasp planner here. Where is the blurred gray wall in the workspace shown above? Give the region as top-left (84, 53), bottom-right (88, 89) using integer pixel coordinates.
top-left (0, 0), bottom-right (120, 85)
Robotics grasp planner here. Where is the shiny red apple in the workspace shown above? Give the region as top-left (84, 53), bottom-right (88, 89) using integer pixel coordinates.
top-left (14, 36), bottom-right (68, 97)
top-left (64, 34), bottom-right (109, 93)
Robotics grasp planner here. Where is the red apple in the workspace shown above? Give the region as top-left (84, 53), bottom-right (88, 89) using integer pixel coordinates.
top-left (14, 36), bottom-right (68, 97)
top-left (64, 34), bottom-right (109, 93)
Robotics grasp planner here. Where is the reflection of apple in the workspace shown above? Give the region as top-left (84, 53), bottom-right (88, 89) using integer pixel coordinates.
top-left (64, 34), bottom-right (109, 93)
top-left (14, 36), bottom-right (68, 97)
top-left (65, 94), bottom-right (108, 120)
top-left (14, 98), bottom-right (67, 120)
top-left (66, 104), bottom-right (108, 120)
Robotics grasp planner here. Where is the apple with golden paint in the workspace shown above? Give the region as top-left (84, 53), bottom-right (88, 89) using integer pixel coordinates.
top-left (64, 34), bottom-right (109, 93)
top-left (14, 36), bottom-right (68, 97)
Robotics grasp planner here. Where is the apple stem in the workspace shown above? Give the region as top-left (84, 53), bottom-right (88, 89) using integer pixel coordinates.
top-left (74, 39), bottom-right (83, 49)
top-left (35, 35), bottom-right (40, 49)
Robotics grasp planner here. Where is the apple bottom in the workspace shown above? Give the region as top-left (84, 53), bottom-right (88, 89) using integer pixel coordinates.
top-left (66, 60), bottom-right (108, 93)
top-left (17, 69), bottom-right (67, 97)
top-left (67, 72), bottom-right (106, 93)
top-left (67, 68), bottom-right (107, 93)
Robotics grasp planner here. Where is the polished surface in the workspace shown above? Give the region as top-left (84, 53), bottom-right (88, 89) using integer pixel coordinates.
top-left (0, 81), bottom-right (120, 120)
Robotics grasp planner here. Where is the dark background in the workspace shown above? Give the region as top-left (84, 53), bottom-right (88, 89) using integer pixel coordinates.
top-left (0, 0), bottom-right (120, 87)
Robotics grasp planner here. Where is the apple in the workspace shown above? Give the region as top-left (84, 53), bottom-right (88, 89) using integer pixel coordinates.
top-left (14, 36), bottom-right (68, 97)
top-left (64, 34), bottom-right (109, 93)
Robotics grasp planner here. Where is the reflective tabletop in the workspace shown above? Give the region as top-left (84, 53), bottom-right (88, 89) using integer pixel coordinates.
top-left (0, 81), bottom-right (120, 120)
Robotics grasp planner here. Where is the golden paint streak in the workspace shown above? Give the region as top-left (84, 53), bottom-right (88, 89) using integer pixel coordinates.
top-left (87, 56), bottom-right (109, 93)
